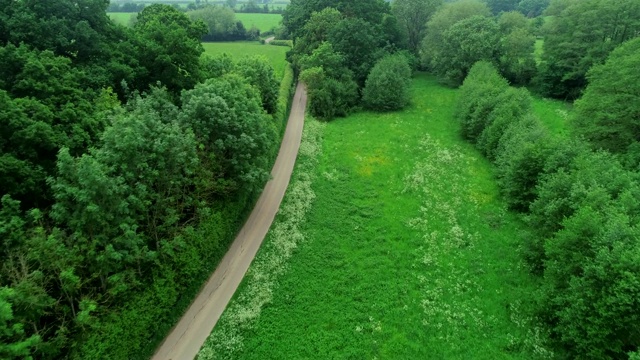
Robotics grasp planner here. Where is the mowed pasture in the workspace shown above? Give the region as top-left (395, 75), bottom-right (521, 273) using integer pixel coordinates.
top-left (236, 13), bottom-right (282, 32)
top-left (199, 74), bottom-right (554, 359)
top-left (202, 42), bottom-right (288, 78)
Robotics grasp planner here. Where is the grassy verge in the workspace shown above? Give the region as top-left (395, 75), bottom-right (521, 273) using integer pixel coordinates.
top-left (202, 42), bottom-right (289, 79)
top-left (198, 74), bottom-right (552, 359)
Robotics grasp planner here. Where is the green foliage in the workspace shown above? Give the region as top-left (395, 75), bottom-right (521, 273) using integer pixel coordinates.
top-left (327, 17), bottom-right (386, 86)
top-left (497, 11), bottom-right (536, 85)
top-left (536, 0), bottom-right (640, 99)
top-left (134, 4), bottom-right (207, 93)
top-left (363, 54), bottom-right (412, 111)
top-left (427, 14), bottom-right (500, 85)
top-left (282, 0), bottom-right (389, 41)
top-left (495, 115), bottom-right (552, 212)
top-left (516, 0), bottom-right (550, 17)
top-left (299, 42), bottom-right (359, 120)
top-left (456, 61), bottom-right (510, 142)
top-left (484, 0), bottom-right (520, 14)
top-left (180, 75), bottom-right (276, 194)
top-left (188, 5), bottom-right (250, 41)
top-left (392, 0), bottom-right (443, 54)
top-left (0, 287), bottom-right (40, 359)
top-left (268, 39), bottom-right (293, 47)
top-left (236, 55), bottom-right (280, 114)
top-left (573, 37), bottom-right (640, 155)
top-left (421, 0), bottom-right (491, 70)
top-left (289, 7), bottom-right (343, 68)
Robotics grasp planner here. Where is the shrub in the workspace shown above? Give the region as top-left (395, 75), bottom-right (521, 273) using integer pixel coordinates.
top-left (362, 53), bottom-right (412, 112)
top-left (455, 61), bottom-right (509, 143)
top-left (494, 114), bottom-right (551, 212)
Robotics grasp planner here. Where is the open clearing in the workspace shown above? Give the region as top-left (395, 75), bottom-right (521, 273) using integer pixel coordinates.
top-left (107, 12), bottom-right (135, 26)
top-left (202, 41), bottom-right (288, 78)
top-left (236, 13), bottom-right (282, 32)
top-left (108, 12), bottom-right (281, 32)
top-left (198, 74), bottom-right (554, 359)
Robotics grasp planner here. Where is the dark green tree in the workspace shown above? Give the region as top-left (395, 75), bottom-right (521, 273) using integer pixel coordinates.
top-left (363, 54), bottom-right (412, 111)
top-left (134, 4), bottom-right (207, 94)
top-left (236, 56), bottom-right (280, 114)
top-left (391, 0), bottom-right (443, 54)
top-left (536, 0), bottom-right (640, 99)
top-left (180, 75), bottom-right (276, 194)
top-left (282, 0), bottom-right (389, 41)
top-left (430, 15), bottom-right (501, 85)
top-left (573, 37), bottom-right (640, 156)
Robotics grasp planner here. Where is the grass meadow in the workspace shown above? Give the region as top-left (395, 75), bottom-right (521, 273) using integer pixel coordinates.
top-left (236, 13), bottom-right (282, 32)
top-left (108, 12), bottom-right (281, 32)
top-left (198, 74), bottom-right (554, 359)
top-left (202, 42), bottom-right (288, 78)
top-left (107, 12), bottom-right (135, 26)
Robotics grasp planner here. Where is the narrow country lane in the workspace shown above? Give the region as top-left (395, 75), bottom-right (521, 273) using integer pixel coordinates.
top-left (152, 82), bottom-right (307, 360)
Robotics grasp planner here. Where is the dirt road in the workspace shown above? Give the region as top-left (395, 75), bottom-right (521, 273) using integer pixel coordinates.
top-left (152, 82), bottom-right (307, 360)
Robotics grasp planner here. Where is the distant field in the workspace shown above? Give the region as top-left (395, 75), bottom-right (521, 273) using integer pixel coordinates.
top-left (236, 13), bottom-right (282, 32)
top-left (109, 12), bottom-right (282, 32)
top-left (199, 74), bottom-right (550, 359)
top-left (202, 42), bottom-right (288, 78)
top-left (108, 12), bottom-right (135, 26)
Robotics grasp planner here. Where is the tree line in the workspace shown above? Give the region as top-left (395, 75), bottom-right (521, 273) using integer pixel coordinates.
top-left (0, 2), bottom-right (291, 359)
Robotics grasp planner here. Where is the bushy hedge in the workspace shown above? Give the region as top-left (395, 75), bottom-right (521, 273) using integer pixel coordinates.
top-left (70, 62), bottom-right (296, 360)
top-left (456, 61), bottom-right (640, 359)
top-left (269, 39), bottom-right (293, 47)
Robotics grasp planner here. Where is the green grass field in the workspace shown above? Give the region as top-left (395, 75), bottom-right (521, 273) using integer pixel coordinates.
top-left (202, 42), bottom-right (288, 78)
top-left (108, 12), bottom-right (281, 32)
top-left (534, 39), bottom-right (544, 65)
top-left (107, 12), bottom-right (135, 26)
top-left (532, 96), bottom-right (571, 137)
top-left (236, 13), bottom-right (282, 32)
top-left (198, 74), bottom-right (553, 360)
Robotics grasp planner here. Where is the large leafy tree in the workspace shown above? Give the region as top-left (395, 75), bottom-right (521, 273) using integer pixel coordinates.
top-left (180, 75), bottom-right (276, 195)
top-left (421, 0), bottom-right (491, 73)
top-left (236, 56), bottom-right (280, 115)
top-left (299, 42), bottom-right (359, 119)
top-left (497, 11), bottom-right (536, 85)
top-left (362, 53), bottom-right (412, 111)
top-left (327, 17), bottom-right (386, 85)
top-left (572, 37), bottom-right (640, 156)
top-left (133, 4), bottom-right (207, 94)
top-left (536, 0), bottom-right (640, 99)
top-left (430, 15), bottom-right (501, 85)
top-left (391, 0), bottom-right (443, 54)
top-left (282, 0), bottom-right (389, 41)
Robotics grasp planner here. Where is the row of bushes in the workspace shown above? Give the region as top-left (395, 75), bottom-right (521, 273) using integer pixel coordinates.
top-left (268, 39), bottom-right (293, 47)
top-left (456, 61), bottom-right (640, 359)
top-left (71, 60), bottom-right (297, 360)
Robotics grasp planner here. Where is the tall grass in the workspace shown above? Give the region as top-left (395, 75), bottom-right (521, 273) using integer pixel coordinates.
top-left (196, 75), bottom-right (553, 359)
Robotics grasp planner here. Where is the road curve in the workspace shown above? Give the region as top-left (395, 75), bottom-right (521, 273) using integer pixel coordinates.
top-left (152, 82), bottom-right (307, 360)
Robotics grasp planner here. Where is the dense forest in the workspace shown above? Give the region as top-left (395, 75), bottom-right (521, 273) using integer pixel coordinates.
top-left (0, 1), bottom-right (292, 358)
top-left (1, 0), bottom-right (639, 358)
